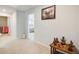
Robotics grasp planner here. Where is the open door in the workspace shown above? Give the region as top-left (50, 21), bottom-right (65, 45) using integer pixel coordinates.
top-left (28, 14), bottom-right (34, 40)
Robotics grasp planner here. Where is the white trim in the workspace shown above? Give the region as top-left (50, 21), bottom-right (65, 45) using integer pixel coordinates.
top-left (34, 40), bottom-right (50, 49)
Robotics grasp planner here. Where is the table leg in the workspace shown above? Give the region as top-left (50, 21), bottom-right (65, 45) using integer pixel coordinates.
top-left (50, 46), bottom-right (53, 54)
top-left (53, 48), bottom-right (56, 54)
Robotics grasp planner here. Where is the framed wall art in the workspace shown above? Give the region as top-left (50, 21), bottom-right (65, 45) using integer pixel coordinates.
top-left (41, 5), bottom-right (56, 20)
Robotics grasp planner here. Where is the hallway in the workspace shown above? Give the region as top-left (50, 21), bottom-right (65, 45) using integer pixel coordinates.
top-left (0, 39), bottom-right (49, 54)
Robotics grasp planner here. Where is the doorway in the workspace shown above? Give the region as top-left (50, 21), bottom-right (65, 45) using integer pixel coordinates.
top-left (28, 14), bottom-right (34, 40)
top-left (0, 16), bottom-right (9, 35)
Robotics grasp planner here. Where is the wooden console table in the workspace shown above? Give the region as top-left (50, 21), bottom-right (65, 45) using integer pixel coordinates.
top-left (50, 43), bottom-right (77, 54)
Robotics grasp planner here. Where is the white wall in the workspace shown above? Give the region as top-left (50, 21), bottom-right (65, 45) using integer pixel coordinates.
top-left (25, 8), bottom-right (36, 39)
top-left (9, 12), bottom-right (17, 39)
top-left (75, 6), bottom-right (79, 50)
top-left (0, 12), bottom-right (17, 39)
top-left (25, 5), bottom-right (79, 50)
top-left (16, 11), bottom-right (26, 39)
top-left (0, 12), bottom-right (17, 47)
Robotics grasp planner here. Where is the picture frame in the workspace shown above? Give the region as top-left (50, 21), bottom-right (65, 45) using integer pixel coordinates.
top-left (41, 5), bottom-right (56, 20)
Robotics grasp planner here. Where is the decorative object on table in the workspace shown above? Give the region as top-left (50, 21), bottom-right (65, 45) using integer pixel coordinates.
top-left (53, 37), bottom-right (59, 45)
top-left (70, 41), bottom-right (74, 47)
top-left (53, 38), bottom-right (56, 45)
top-left (61, 36), bottom-right (66, 45)
top-left (41, 5), bottom-right (56, 20)
top-left (68, 41), bottom-right (74, 52)
top-left (55, 37), bottom-right (59, 43)
top-left (50, 37), bottom-right (77, 54)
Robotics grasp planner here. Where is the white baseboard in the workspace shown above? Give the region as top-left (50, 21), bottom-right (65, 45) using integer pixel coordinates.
top-left (34, 40), bottom-right (50, 49)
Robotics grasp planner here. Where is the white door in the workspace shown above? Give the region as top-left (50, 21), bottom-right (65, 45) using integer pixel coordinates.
top-left (28, 14), bottom-right (34, 40)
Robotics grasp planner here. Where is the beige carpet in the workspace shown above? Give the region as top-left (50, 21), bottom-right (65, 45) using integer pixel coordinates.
top-left (0, 39), bottom-right (50, 54)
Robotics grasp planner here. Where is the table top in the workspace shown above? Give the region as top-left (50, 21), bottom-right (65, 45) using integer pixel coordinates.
top-left (50, 43), bottom-right (77, 54)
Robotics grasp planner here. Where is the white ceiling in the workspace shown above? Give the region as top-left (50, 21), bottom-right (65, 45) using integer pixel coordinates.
top-left (9, 5), bottom-right (40, 11)
top-left (0, 5), bottom-right (41, 14)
